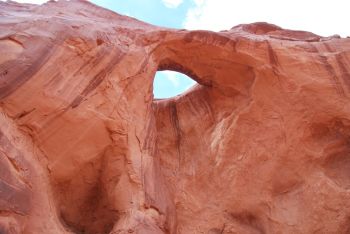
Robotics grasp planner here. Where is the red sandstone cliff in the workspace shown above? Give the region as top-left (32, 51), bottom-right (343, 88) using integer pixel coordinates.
top-left (1, 1), bottom-right (350, 233)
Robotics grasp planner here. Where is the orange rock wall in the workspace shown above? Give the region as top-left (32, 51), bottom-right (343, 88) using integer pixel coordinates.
top-left (1, 1), bottom-right (350, 233)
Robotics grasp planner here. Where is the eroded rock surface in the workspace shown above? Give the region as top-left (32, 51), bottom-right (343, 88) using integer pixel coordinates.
top-left (1, 1), bottom-right (350, 233)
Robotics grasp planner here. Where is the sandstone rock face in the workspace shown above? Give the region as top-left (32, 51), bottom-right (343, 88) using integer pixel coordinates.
top-left (1, 1), bottom-right (350, 233)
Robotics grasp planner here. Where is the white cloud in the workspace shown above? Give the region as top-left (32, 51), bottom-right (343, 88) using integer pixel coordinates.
top-left (164, 71), bottom-right (180, 87)
top-left (162, 0), bottom-right (183, 8)
top-left (184, 0), bottom-right (350, 37)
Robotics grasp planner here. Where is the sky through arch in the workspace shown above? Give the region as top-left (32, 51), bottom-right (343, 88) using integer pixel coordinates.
top-left (153, 71), bottom-right (197, 99)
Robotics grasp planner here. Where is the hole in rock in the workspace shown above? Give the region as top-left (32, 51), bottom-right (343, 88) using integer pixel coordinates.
top-left (153, 70), bottom-right (197, 99)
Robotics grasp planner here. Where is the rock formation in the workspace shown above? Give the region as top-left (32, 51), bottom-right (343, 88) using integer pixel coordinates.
top-left (1, 0), bottom-right (350, 233)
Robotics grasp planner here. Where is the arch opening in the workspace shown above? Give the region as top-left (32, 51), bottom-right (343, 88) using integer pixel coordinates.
top-left (153, 70), bottom-right (197, 99)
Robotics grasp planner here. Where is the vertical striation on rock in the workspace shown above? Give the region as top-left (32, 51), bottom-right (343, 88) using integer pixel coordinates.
top-left (1, 0), bottom-right (350, 233)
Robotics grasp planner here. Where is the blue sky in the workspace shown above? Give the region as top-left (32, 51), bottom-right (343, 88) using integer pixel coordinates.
top-left (4, 0), bottom-right (350, 98)
top-left (90, 0), bottom-right (198, 99)
top-left (90, 0), bottom-right (195, 29)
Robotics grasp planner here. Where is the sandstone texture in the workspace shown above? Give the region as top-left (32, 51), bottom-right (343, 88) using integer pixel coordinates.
top-left (1, 0), bottom-right (350, 233)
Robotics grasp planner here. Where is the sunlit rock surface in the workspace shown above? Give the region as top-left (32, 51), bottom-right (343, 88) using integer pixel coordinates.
top-left (1, 1), bottom-right (350, 233)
